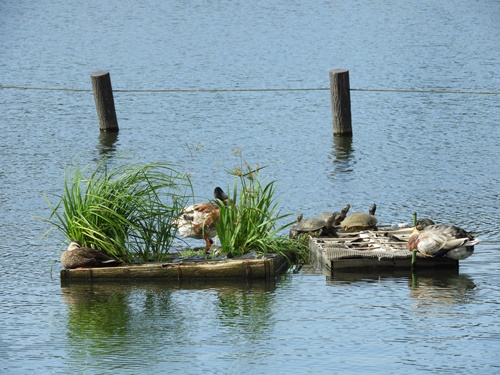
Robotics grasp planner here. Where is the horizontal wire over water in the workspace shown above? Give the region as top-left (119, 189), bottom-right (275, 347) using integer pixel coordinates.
top-left (0, 85), bottom-right (498, 95)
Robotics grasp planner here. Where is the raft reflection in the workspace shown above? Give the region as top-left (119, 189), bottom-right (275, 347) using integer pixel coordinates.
top-left (325, 269), bottom-right (476, 307)
top-left (61, 278), bottom-right (279, 371)
top-left (408, 272), bottom-right (477, 307)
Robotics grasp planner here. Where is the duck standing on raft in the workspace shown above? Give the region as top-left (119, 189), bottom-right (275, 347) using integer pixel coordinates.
top-left (406, 219), bottom-right (480, 260)
top-left (173, 187), bottom-right (229, 253)
top-left (61, 241), bottom-right (122, 269)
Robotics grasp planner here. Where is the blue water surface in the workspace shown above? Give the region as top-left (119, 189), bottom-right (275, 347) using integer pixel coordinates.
top-left (1, 0), bottom-right (499, 374)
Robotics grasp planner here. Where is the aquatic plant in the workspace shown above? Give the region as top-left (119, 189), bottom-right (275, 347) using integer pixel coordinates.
top-left (42, 159), bottom-right (192, 262)
top-left (215, 152), bottom-right (308, 263)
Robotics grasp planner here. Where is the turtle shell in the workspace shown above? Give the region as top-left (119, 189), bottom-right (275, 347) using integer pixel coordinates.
top-left (289, 217), bottom-right (331, 238)
top-left (293, 218), bottom-right (327, 232)
top-left (340, 212), bottom-right (378, 231)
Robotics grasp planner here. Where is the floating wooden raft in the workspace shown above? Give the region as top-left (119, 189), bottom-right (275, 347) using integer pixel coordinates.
top-left (309, 227), bottom-right (458, 276)
top-left (60, 254), bottom-right (289, 281)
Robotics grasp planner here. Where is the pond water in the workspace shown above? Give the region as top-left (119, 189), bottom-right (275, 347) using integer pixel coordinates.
top-left (1, 0), bottom-right (499, 373)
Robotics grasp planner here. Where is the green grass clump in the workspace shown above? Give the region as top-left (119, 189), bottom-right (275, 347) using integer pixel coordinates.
top-left (42, 159), bottom-right (191, 262)
top-left (215, 158), bottom-right (308, 263)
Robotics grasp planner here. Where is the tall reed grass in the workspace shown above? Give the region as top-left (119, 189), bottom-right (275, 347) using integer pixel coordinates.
top-left (42, 159), bottom-right (191, 262)
top-left (215, 158), bottom-right (308, 262)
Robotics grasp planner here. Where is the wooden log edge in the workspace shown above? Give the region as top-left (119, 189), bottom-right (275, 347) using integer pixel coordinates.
top-left (60, 254), bottom-right (289, 281)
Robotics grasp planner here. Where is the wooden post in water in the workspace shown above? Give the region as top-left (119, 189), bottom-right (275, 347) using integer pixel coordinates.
top-left (329, 69), bottom-right (352, 136)
top-left (90, 71), bottom-right (119, 132)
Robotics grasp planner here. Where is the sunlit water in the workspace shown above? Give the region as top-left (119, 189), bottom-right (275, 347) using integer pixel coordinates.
top-left (1, 0), bottom-right (499, 374)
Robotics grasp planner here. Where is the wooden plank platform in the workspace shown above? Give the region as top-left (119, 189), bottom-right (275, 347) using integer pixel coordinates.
top-left (309, 228), bottom-right (459, 277)
top-left (60, 254), bottom-right (289, 281)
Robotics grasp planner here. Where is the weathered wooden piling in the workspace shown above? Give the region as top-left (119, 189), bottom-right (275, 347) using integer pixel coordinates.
top-left (90, 71), bottom-right (119, 132)
top-left (329, 69), bottom-right (352, 136)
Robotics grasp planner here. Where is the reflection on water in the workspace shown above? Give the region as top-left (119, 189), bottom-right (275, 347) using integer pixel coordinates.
top-left (62, 283), bottom-right (155, 373)
top-left (326, 269), bottom-right (477, 308)
top-left (2, 0), bottom-right (500, 372)
top-left (329, 135), bottom-right (355, 176)
top-left (215, 285), bottom-right (275, 336)
top-left (408, 272), bottom-right (477, 308)
top-left (60, 279), bottom-right (278, 372)
top-left (97, 131), bottom-right (119, 157)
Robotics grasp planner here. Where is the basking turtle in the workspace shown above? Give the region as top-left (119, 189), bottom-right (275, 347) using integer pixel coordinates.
top-left (340, 203), bottom-right (378, 232)
top-left (289, 212), bottom-right (338, 239)
top-left (317, 204), bottom-right (351, 226)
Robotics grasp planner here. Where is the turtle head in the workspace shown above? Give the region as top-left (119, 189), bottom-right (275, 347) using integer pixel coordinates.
top-left (325, 213), bottom-right (337, 229)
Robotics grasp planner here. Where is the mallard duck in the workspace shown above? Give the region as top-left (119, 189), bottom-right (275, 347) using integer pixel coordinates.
top-left (61, 241), bottom-right (121, 269)
top-left (406, 218), bottom-right (480, 260)
top-left (173, 187), bottom-right (229, 252)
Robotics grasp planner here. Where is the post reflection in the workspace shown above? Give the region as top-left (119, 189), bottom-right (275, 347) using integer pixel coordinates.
top-left (329, 136), bottom-right (355, 177)
top-left (97, 131), bottom-right (119, 158)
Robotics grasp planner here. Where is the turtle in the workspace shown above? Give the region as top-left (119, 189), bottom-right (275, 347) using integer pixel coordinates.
top-left (289, 212), bottom-right (338, 239)
top-left (317, 204), bottom-right (351, 226)
top-left (340, 203), bottom-right (378, 232)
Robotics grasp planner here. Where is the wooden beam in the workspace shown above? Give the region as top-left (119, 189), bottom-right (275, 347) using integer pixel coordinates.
top-left (60, 255), bottom-right (289, 281)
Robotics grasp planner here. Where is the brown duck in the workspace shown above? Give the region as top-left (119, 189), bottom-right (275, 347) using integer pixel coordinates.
top-left (173, 187), bottom-right (230, 252)
top-left (61, 241), bottom-right (121, 269)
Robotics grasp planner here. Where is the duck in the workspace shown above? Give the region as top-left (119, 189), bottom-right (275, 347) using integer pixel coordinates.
top-left (61, 241), bottom-right (122, 269)
top-left (406, 218), bottom-right (480, 260)
top-left (173, 187), bottom-right (229, 253)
